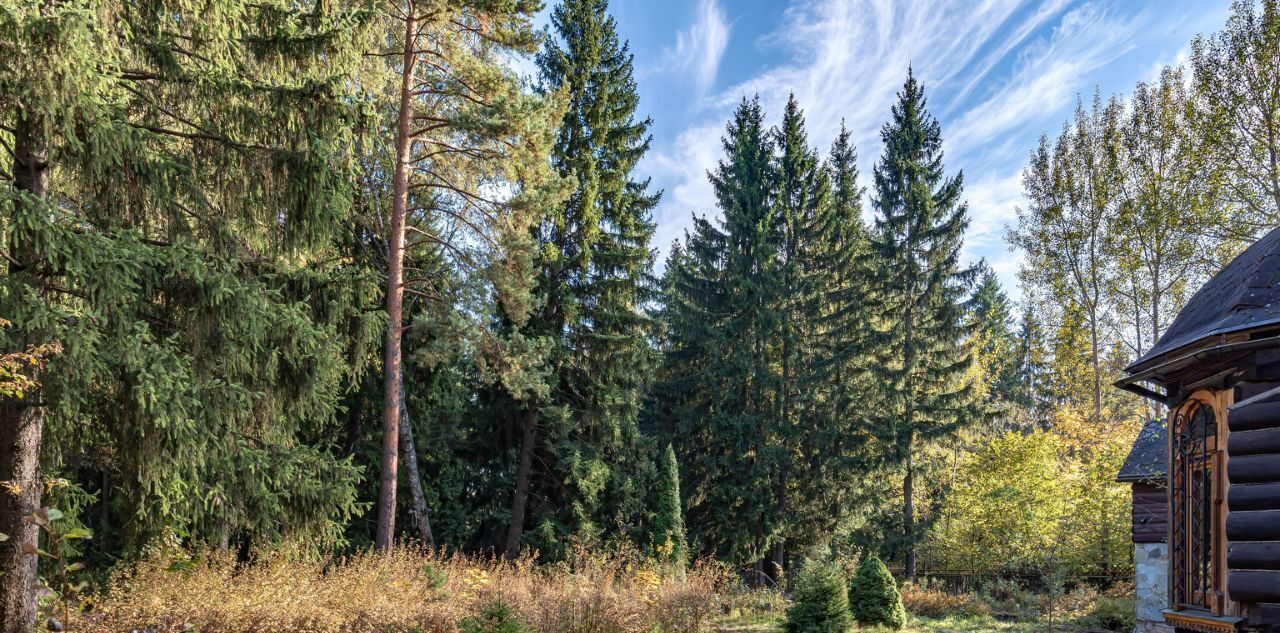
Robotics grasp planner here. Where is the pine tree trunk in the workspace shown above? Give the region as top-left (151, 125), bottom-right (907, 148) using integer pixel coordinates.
top-left (772, 470), bottom-right (787, 587)
top-left (903, 292), bottom-right (918, 582)
top-left (0, 399), bottom-right (41, 633)
top-left (776, 307), bottom-right (790, 589)
top-left (1, 112), bottom-right (49, 633)
top-left (376, 7), bottom-right (418, 552)
top-left (904, 455), bottom-right (916, 582)
top-left (397, 381), bottom-right (433, 547)
top-left (505, 406), bottom-right (538, 560)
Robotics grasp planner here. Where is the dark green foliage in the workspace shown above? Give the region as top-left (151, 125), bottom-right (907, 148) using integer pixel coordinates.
top-left (651, 96), bottom-right (872, 573)
top-left (0, 0), bottom-right (381, 557)
top-left (864, 70), bottom-right (979, 573)
top-left (784, 561), bottom-right (853, 633)
top-left (459, 601), bottom-right (532, 633)
top-left (971, 267), bottom-right (1018, 404)
top-left (652, 96), bottom-right (781, 566)
top-left (1010, 307), bottom-right (1054, 424)
top-left (491, 0), bottom-right (659, 558)
top-left (649, 444), bottom-right (687, 568)
top-left (848, 556), bottom-right (906, 629)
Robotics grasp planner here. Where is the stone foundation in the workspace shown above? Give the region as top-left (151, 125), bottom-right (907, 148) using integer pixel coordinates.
top-left (1136, 621), bottom-right (1173, 633)
top-left (1135, 542), bottom-right (1172, 633)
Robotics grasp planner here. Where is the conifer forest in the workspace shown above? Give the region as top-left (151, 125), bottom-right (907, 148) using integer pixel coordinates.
top-left (2, 0), bottom-right (1280, 631)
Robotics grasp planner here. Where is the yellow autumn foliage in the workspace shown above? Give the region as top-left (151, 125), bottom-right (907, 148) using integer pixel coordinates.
top-left (924, 405), bottom-right (1141, 573)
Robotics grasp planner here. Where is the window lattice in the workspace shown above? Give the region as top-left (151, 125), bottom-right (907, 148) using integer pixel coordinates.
top-left (1171, 401), bottom-right (1217, 611)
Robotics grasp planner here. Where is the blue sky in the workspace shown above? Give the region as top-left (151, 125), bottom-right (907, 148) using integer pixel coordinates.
top-left (535, 0), bottom-right (1235, 299)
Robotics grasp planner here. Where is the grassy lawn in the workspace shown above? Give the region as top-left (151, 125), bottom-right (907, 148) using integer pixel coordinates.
top-left (714, 614), bottom-right (1089, 632)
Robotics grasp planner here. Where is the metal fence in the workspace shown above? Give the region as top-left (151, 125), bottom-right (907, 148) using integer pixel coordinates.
top-left (886, 567), bottom-right (1130, 594)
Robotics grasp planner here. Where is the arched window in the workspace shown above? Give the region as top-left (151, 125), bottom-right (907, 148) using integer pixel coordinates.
top-left (1171, 399), bottom-right (1221, 611)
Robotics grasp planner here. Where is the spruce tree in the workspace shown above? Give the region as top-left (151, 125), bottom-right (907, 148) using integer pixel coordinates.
top-left (1, 1), bottom-right (380, 626)
top-left (867, 70), bottom-right (978, 580)
top-left (1010, 307), bottom-right (1054, 424)
top-left (848, 556), bottom-right (906, 629)
top-left (969, 268), bottom-right (1019, 406)
top-left (782, 123), bottom-right (875, 565)
top-left (653, 98), bottom-right (873, 578)
top-left (771, 96), bottom-right (850, 581)
top-left (650, 444), bottom-right (687, 569)
top-left (501, 0), bottom-right (659, 559)
top-left (654, 96), bottom-right (780, 568)
top-left (784, 561), bottom-right (854, 633)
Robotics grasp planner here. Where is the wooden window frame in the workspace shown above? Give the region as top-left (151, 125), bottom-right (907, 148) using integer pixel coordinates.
top-left (1170, 397), bottom-right (1226, 615)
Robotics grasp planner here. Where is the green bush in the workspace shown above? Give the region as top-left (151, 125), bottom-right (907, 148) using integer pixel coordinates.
top-left (1078, 594), bottom-right (1136, 632)
top-left (784, 561), bottom-right (853, 633)
top-left (459, 600), bottom-right (532, 633)
top-left (847, 556), bottom-right (906, 629)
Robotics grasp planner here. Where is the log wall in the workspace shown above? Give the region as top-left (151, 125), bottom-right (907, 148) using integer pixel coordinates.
top-left (1226, 391), bottom-right (1280, 611)
top-left (1132, 482), bottom-right (1168, 544)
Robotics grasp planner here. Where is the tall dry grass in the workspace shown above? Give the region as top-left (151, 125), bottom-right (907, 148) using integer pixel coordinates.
top-left (71, 545), bottom-right (730, 632)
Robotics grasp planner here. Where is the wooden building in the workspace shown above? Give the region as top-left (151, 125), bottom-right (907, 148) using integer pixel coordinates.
top-left (1117, 418), bottom-right (1171, 632)
top-left (1116, 226), bottom-right (1280, 633)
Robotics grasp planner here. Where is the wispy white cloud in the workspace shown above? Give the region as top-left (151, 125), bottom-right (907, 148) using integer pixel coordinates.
top-left (642, 121), bottom-right (724, 251)
top-left (658, 0), bottom-right (730, 95)
top-left (942, 0), bottom-right (1073, 113)
top-left (642, 0), bottom-right (1217, 301)
top-left (959, 171), bottom-right (1024, 284)
top-left (651, 0), bottom-right (1066, 253)
top-left (947, 4), bottom-right (1140, 156)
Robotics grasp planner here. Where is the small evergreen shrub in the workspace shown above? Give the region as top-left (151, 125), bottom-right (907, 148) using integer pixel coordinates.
top-left (459, 600), bottom-right (532, 633)
top-left (650, 443), bottom-right (688, 570)
top-left (847, 556), bottom-right (906, 629)
top-left (783, 561), bottom-right (853, 633)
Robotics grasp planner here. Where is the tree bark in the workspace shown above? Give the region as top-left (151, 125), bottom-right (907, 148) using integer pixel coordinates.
top-left (1089, 306), bottom-right (1102, 421)
top-left (376, 7), bottom-right (418, 552)
top-left (903, 291), bottom-right (918, 582)
top-left (0, 400), bottom-right (41, 633)
top-left (397, 382), bottom-right (433, 547)
top-left (504, 406), bottom-right (538, 560)
top-left (772, 466), bottom-right (787, 587)
top-left (904, 455), bottom-right (916, 581)
top-left (1, 112), bottom-right (49, 633)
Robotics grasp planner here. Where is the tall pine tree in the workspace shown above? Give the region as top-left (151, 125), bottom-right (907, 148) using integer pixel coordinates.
top-left (969, 268), bottom-right (1018, 405)
top-left (784, 123), bottom-right (876, 565)
top-left (867, 70), bottom-right (979, 580)
top-left (654, 97), bottom-right (872, 581)
top-left (372, 0), bottom-right (562, 550)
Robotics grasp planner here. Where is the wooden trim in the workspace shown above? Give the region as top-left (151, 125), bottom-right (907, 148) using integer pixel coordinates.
top-left (1213, 449), bottom-right (1226, 614)
top-left (1163, 609), bottom-right (1244, 632)
top-left (1215, 388), bottom-right (1238, 618)
top-left (1171, 390), bottom-right (1236, 616)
